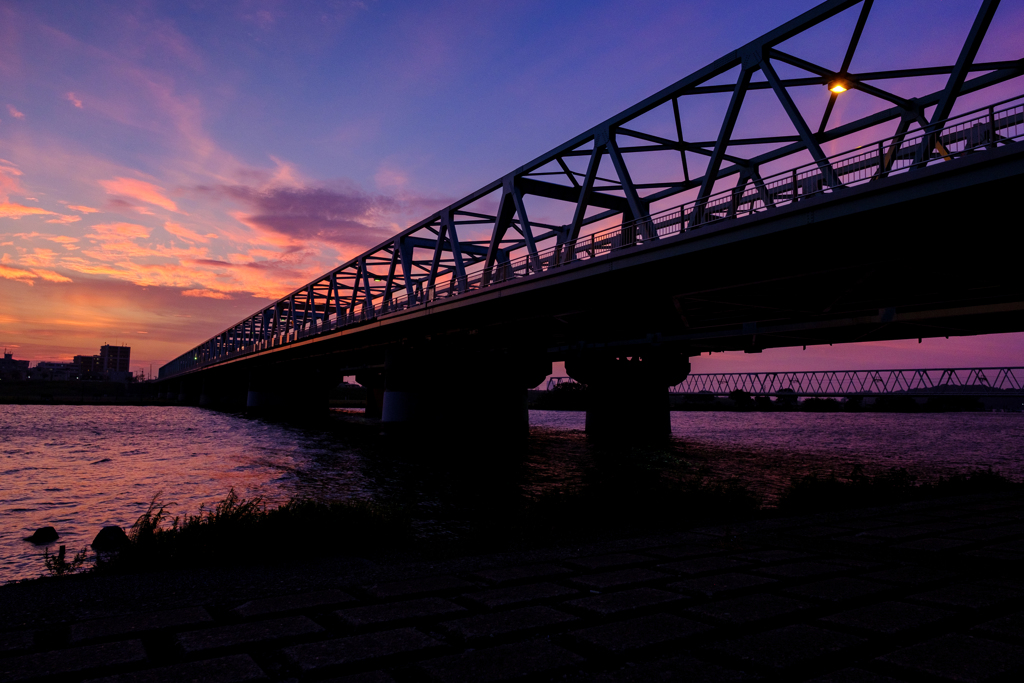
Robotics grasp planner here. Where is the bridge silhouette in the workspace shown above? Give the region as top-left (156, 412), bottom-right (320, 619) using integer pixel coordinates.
top-left (157, 0), bottom-right (1024, 439)
top-left (546, 367), bottom-right (1024, 398)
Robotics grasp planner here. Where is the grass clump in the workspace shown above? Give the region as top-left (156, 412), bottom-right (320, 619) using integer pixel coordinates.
top-left (43, 545), bottom-right (88, 577)
top-left (100, 489), bottom-right (409, 574)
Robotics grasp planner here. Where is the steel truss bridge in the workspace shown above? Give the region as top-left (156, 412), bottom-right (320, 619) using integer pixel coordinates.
top-left (160, 0), bottom-right (1024, 382)
top-left (547, 367), bottom-right (1024, 398)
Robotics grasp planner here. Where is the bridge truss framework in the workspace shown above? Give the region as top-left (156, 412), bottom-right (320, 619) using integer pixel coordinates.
top-left (161, 0), bottom-right (1023, 380)
top-left (547, 367), bottom-right (1024, 398)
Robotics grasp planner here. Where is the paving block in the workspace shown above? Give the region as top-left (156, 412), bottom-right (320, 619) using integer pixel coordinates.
top-left (648, 545), bottom-right (720, 560)
top-left (564, 587), bottom-right (684, 617)
top-left (944, 525), bottom-right (1021, 542)
top-left (878, 634), bottom-right (1024, 682)
top-left (821, 601), bottom-right (952, 634)
top-left (0, 630), bottom-right (34, 654)
top-left (910, 581), bottom-right (1024, 610)
top-left (687, 594), bottom-right (810, 625)
top-left (712, 624), bottom-right (864, 671)
top-left (570, 568), bottom-right (670, 590)
top-left (284, 628), bottom-right (445, 673)
top-left (469, 564), bottom-right (572, 585)
top-left (438, 606), bottom-right (576, 643)
top-left (82, 654), bottom-right (266, 683)
top-left (754, 562), bottom-right (846, 579)
top-left (463, 582), bottom-right (578, 609)
top-left (785, 526), bottom-right (849, 538)
top-left (804, 668), bottom-right (904, 682)
top-left (364, 576), bottom-right (476, 599)
top-left (336, 597), bottom-right (466, 627)
top-left (783, 577), bottom-right (890, 604)
top-left (658, 557), bottom-right (750, 576)
top-left (862, 565), bottom-right (958, 586)
top-left (566, 553), bottom-right (651, 570)
top-left (419, 639), bottom-right (582, 682)
top-left (589, 654), bottom-right (750, 681)
top-left (894, 537), bottom-right (974, 552)
top-left (70, 607), bottom-right (212, 642)
top-left (177, 616), bottom-right (324, 653)
top-left (318, 672), bottom-right (396, 683)
top-left (971, 611), bottom-right (1024, 641)
top-left (233, 590), bottom-right (354, 618)
top-left (670, 572), bottom-right (777, 597)
top-left (1, 640), bottom-right (146, 682)
top-left (730, 549), bottom-right (812, 563)
top-left (570, 613), bottom-right (711, 653)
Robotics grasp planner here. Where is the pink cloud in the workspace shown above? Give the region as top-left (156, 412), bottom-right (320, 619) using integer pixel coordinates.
top-left (67, 205), bottom-right (99, 213)
top-left (0, 202), bottom-right (59, 219)
top-left (66, 92), bottom-right (83, 108)
top-left (164, 221), bottom-right (216, 243)
top-left (0, 263), bottom-right (72, 285)
top-left (6, 105), bottom-right (24, 119)
top-left (99, 177), bottom-right (178, 212)
top-left (182, 288), bottom-right (232, 299)
top-left (46, 214), bottom-right (81, 224)
top-left (88, 221), bottom-right (151, 240)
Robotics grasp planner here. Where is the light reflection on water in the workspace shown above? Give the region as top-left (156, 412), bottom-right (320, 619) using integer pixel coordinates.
top-left (2, 405), bottom-right (1022, 583)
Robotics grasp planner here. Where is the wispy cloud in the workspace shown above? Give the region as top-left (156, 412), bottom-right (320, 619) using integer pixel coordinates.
top-left (0, 263), bottom-right (72, 285)
top-left (199, 182), bottom-right (397, 249)
top-left (164, 221), bottom-right (216, 243)
top-left (6, 105), bottom-right (24, 119)
top-left (182, 288), bottom-right (232, 299)
top-left (99, 177), bottom-right (179, 212)
top-left (66, 92), bottom-right (83, 108)
top-left (67, 205), bottom-right (99, 214)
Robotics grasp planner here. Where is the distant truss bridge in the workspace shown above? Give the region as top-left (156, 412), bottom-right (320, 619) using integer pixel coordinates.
top-left (545, 367), bottom-right (1024, 397)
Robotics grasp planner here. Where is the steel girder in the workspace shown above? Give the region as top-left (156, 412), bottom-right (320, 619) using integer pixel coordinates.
top-left (161, 0), bottom-right (1023, 380)
top-left (548, 367), bottom-right (1024, 397)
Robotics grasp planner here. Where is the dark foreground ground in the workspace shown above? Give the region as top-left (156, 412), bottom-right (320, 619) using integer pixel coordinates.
top-left (3, 492), bottom-right (1024, 683)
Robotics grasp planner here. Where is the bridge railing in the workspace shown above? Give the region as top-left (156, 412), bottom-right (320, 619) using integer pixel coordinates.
top-left (544, 368), bottom-right (1024, 397)
top-left (158, 95), bottom-right (1024, 380)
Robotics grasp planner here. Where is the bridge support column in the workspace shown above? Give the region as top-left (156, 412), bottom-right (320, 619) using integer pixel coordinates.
top-left (565, 351), bottom-right (690, 441)
top-left (379, 348), bottom-right (550, 442)
top-left (354, 369), bottom-right (385, 419)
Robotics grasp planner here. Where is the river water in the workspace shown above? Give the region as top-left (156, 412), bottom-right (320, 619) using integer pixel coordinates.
top-left (2, 405), bottom-right (1022, 583)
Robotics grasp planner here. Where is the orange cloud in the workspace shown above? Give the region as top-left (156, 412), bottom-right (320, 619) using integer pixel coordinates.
top-left (0, 264), bottom-right (72, 285)
top-left (6, 105), bottom-right (25, 119)
top-left (182, 289), bottom-right (232, 299)
top-left (99, 177), bottom-right (178, 212)
top-left (0, 202), bottom-right (60, 219)
top-left (89, 222), bottom-right (151, 240)
top-left (46, 214), bottom-right (82, 224)
top-left (43, 235), bottom-right (79, 244)
top-left (67, 92), bottom-right (83, 108)
top-left (67, 205), bottom-right (100, 214)
top-left (164, 221), bottom-right (216, 243)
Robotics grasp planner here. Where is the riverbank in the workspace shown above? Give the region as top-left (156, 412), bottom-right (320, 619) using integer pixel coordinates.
top-left (4, 490), bottom-right (1023, 682)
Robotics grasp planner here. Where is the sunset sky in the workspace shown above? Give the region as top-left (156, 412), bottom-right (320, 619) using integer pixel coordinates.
top-left (1, 0), bottom-right (1022, 378)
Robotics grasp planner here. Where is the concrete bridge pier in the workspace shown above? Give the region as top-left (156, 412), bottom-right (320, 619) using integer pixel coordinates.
top-left (177, 378), bottom-right (201, 405)
top-left (354, 369), bottom-right (386, 419)
top-left (379, 348), bottom-right (550, 442)
top-left (565, 351), bottom-right (690, 441)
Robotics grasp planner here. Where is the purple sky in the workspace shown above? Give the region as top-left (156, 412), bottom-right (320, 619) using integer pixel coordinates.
top-left (1, 0), bottom-right (1021, 378)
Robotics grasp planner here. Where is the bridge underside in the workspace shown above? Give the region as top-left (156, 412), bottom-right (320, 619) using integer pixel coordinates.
top-left (158, 143), bottom-right (1024, 441)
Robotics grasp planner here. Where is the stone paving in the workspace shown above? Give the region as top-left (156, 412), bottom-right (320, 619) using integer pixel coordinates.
top-left (3, 492), bottom-right (1024, 682)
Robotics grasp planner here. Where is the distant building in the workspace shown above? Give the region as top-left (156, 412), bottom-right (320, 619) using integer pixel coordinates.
top-left (29, 361), bottom-right (80, 381)
top-left (74, 354), bottom-right (102, 379)
top-left (100, 344), bottom-right (131, 381)
top-left (0, 351), bottom-right (30, 381)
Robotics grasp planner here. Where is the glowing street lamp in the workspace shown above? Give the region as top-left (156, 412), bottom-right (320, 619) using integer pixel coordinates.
top-left (828, 79), bottom-right (848, 94)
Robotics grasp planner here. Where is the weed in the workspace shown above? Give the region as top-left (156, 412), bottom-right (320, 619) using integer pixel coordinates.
top-left (43, 545), bottom-right (88, 577)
